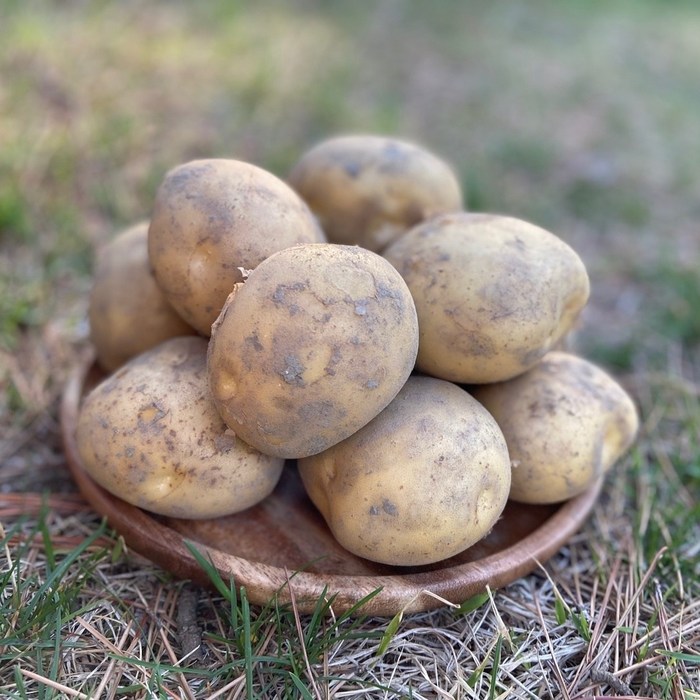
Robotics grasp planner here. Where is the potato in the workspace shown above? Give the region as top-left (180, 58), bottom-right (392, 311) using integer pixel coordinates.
top-left (471, 351), bottom-right (639, 504)
top-left (75, 337), bottom-right (284, 518)
top-left (207, 243), bottom-right (419, 459)
top-left (88, 221), bottom-right (197, 373)
top-left (148, 158), bottom-right (324, 336)
top-left (383, 213), bottom-right (590, 384)
top-left (288, 134), bottom-right (463, 252)
top-left (298, 376), bottom-right (511, 566)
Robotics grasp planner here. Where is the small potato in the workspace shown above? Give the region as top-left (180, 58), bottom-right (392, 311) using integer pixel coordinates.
top-left (383, 213), bottom-right (590, 384)
top-left (298, 376), bottom-right (511, 566)
top-left (471, 351), bottom-right (639, 504)
top-left (148, 159), bottom-right (324, 336)
top-left (207, 243), bottom-right (419, 459)
top-left (288, 134), bottom-right (463, 252)
top-left (76, 337), bottom-right (284, 519)
top-left (88, 221), bottom-right (196, 373)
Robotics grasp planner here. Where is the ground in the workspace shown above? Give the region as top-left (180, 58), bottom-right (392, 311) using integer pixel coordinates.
top-left (1, 1), bottom-right (699, 698)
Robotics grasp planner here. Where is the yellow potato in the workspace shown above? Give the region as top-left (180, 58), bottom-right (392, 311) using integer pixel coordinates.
top-left (471, 351), bottom-right (639, 504)
top-left (76, 337), bottom-right (285, 518)
top-left (207, 243), bottom-right (419, 459)
top-left (88, 221), bottom-right (196, 373)
top-left (288, 134), bottom-right (463, 252)
top-left (298, 376), bottom-right (511, 566)
top-left (148, 158), bottom-right (324, 336)
top-left (383, 213), bottom-right (590, 383)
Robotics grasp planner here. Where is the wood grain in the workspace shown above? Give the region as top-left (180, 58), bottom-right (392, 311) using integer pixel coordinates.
top-left (60, 356), bottom-right (602, 616)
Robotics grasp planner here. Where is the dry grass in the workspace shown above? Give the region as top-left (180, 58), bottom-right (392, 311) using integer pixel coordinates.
top-left (2, 1), bottom-right (700, 697)
top-left (1, 445), bottom-right (698, 699)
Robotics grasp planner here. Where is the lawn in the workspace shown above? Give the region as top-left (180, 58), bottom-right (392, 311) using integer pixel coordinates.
top-left (1, 0), bottom-right (699, 697)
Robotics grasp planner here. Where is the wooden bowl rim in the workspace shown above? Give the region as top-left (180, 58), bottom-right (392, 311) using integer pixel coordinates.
top-left (60, 355), bottom-right (602, 616)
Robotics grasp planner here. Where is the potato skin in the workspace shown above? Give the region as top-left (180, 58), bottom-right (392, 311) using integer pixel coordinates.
top-left (88, 221), bottom-right (196, 373)
top-left (298, 376), bottom-right (511, 566)
top-left (383, 213), bottom-right (590, 384)
top-left (76, 337), bottom-right (284, 518)
top-left (288, 134), bottom-right (463, 253)
top-left (471, 351), bottom-right (639, 504)
top-left (148, 159), bottom-right (324, 336)
top-left (207, 243), bottom-right (419, 459)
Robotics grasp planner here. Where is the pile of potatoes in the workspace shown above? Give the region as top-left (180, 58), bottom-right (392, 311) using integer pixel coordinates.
top-left (76, 134), bottom-right (639, 567)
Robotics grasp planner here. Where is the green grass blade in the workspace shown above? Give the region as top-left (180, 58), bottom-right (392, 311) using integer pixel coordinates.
top-left (183, 540), bottom-right (231, 601)
top-left (554, 592), bottom-right (568, 626)
top-left (13, 665), bottom-right (27, 700)
top-left (304, 585), bottom-right (330, 647)
top-left (376, 610), bottom-right (403, 656)
top-left (325, 587), bottom-right (382, 635)
top-left (488, 634), bottom-right (503, 700)
top-left (572, 610), bottom-right (591, 642)
top-left (466, 652), bottom-right (490, 689)
top-left (107, 656), bottom-right (218, 676)
top-left (47, 596), bottom-right (63, 693)
top-left (20, 521), bottom-right (107, 626)
top-left (289, 672), bottom-right (314, 699)
top-left (110, 535), bottom-right (125, 565)
top-left (230, 576), bottom-right (239, 638)
top-left (37, 506), bottom-right (55, 574)
top-left (456, 590), bottom-right (490, 615)
top-left (241, 586), bottom-right (254, 700)
top-left (656, 649), bottom-right (700, 663)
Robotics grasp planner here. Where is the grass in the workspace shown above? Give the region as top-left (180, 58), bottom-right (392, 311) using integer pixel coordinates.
top-left (1, 0), bottom-right (700, 697)
top-left (0, 488), bottom-right (697, 696)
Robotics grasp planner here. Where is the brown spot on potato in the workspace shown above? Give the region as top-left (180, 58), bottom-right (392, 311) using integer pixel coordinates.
top-left (342, 160), bottom-right (362, 178)
top-left (272, 281), bottom-right (308, 304)
top-left (297, 400), bottom-right (346, 428)
top-left (382, 499), bottom-right (398, 516)
top-left (280, 355), bottom-right (305, 386)
top-left (214, 430), bottom-right (237, 453)
top-left (354, 301), bottom-right (368, 316)
top-left (244, 334), bottom-right (263, 351)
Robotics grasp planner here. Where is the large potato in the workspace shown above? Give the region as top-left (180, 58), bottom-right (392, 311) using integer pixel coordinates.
top-left (298, 376), bottom-right (512, 566)
top-left (383, 213), bottom-right (590, 384)
top-left (471, 351), bottom-right (639, 504)
top-left (288, 134), bottom-right (463, 252)
top-left (148, 158), bottom-right (324, 336)
top-left (207, 243), bottom-right (419, 459)
top-left (88, 221), bottom-right (196, 373)
top-left (76, 337), bottom-right (285, 518)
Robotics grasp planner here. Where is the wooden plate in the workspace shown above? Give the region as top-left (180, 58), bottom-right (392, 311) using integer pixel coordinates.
top-left (60, 356), bottom-right (602, 616)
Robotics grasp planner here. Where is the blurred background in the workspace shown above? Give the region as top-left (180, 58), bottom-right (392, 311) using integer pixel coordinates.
top-left (2, 0), bottom-right (700, 483)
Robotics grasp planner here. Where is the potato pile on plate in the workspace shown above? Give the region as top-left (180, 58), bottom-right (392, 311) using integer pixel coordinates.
top-left (76, 134), bottom-right (639, 567)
